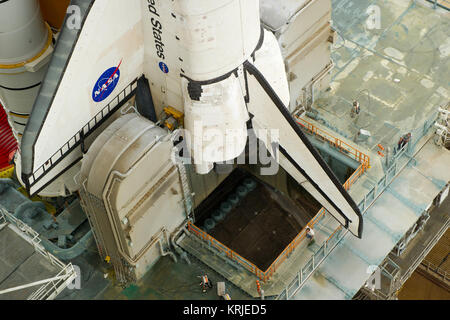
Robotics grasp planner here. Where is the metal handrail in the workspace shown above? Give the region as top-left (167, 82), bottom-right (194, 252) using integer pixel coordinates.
top-left (0, 207), bottom-right (67, 269)
top-left (426, 0), bottom-right (450, 10)
top-left (1, 207), bottom-right (42, 246)
top-left (295, 116), bottom-right (370, 191)
top-left (187, 160), bottom-right (363, 283)
top-left (296, 116), bottom-right (371, 168)
top-left (28, 78), bottom-right (139, 188)
top-left (261, 207), bottom-right (327, 281)
top-left (277, 121), bottom-right (434, 299)
top-left (326, 225), bottom-right (343, 244)
top-left (277, 140), bottom-right (409, 299)
top-left (344, 164), bottom-right (362, 191)
top-left (421, 260), bottom-right (450, 282)
top-left (0, 207), bottom-right (76, 300)
top-left (27, 263), bottom-right (76, 300)
top-left (276, 86), bottom-right (440, 300)
top-left (261, 117), bottom-right (370, 280)
top-left (187, 208), bottom-right (330, 282)
top-left (186, 117), bottom-right (371, 282)
top-left (187, 222), bottom-right (263, 277)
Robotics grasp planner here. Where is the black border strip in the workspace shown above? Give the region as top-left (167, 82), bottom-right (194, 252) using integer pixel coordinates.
top-left (179, 25), bottom-right (265, 87)
top-left (28, 84), bottom-right (137, 192)
top-left (425, 0), bottom-right (450, 10)
top-left (244, 65), bottom-right (250, 103)
top-left (27, 0), bottom-right (96, 175)
top-left (30, 156), bottom-right (83, 197)
top-left (13, 121), bottom-right (26, 126)
top-left (251, 25), bottom-right (265, 61)
top-left (8, 111), bottom-right (29, 117)
top-left (244, 60), bottom-right (362, 238)
top-left (180, 68), bottom-right (238, 87)
top-left (0, 82), bottom-right (41, 91)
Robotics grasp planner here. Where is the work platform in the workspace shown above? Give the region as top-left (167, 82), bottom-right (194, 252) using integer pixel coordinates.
top-left (179, 212), bottom-right (340, 298)
top-left (290, 138), bottom-right (450, 299)
top-left (0, 208), bottom-right (76, 300)
top-left (40, 0), bottom-right (449, 301)
top-left (194, 169), bottom-right (321, 272)
top-left (316, 0), bottom-right (449, 153)
top-left (274, 0), bottom-right (450, 300)
top-left (178, 0), bottom-right (450, 300)
top-left (419, 228), bottom-right (450, 285)
top-left (390, 197), bottom-right (450, 299)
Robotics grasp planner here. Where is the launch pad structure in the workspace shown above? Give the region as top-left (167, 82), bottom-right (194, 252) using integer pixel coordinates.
top-left (0, 0), bottom-right (448, 301)
top-left (76, 0), bottom-right (450, 300)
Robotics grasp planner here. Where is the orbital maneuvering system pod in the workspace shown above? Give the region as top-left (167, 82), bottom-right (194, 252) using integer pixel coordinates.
top-left (18, 0), bottom-right (362, 238)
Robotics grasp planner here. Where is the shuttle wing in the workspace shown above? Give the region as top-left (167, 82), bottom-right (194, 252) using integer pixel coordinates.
top-left (243, 31), bottom-right (363, 238)
top-left (21, 0), bottom-right (145, 195)
top-left (246, 61), bottom-right (363, 237)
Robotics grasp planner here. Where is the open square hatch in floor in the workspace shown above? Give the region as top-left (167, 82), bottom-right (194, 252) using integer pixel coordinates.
top-left (193, 168), bottom-right (322, 271)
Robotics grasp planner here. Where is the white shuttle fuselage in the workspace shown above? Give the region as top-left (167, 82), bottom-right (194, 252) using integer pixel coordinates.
top-left (12, 0), bottom-right (362, 238)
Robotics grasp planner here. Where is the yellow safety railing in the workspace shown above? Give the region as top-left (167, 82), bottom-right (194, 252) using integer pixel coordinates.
top-left (187, 117), bottom-right (371, 282)
top-left (326, 225), bottom-right (343, 245)
top-left (188, 209), bottom-right (326, 282)
top-left (296, 116), bottom-right (370, 169)
top-left (187, 221), bottom-right (265, 279)
top-left (260, 207), bottom-right (326, 281)
top-left (344, 163), bottom-right (365, 191)
top-left (295, 116), bottom-right (371, 247)
top-left (0, 165), bottom-right (14, 179)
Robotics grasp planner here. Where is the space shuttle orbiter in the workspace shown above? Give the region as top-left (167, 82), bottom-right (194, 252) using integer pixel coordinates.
top-left (18, 0), bottom-right (362, 238)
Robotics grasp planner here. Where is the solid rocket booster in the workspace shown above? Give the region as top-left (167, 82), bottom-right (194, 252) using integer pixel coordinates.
top-left (0, 0), bottom-right (53, 140)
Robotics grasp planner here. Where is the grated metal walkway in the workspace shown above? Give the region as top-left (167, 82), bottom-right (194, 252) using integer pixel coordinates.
top-left (0, 208), bottom-right (77, 300)
top-left (423, 229), bottom-right (450, 273)
top-left (292, 139), bottom-right (450, 299)
top-left (0, 226), bottom-right (61, 299)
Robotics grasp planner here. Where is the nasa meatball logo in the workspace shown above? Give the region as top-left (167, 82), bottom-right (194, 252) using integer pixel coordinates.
top-left (92, 60), bottom-right (122, 103)
top-left (159, 61), bottom-right (169, 74)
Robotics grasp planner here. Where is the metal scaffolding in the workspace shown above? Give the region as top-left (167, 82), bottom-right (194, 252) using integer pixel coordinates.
top-left (0, 207), bottom-right (77, 300)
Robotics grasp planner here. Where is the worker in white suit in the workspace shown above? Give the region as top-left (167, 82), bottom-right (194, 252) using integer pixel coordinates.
top-left (306, 227), bottom-right (315, 245)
